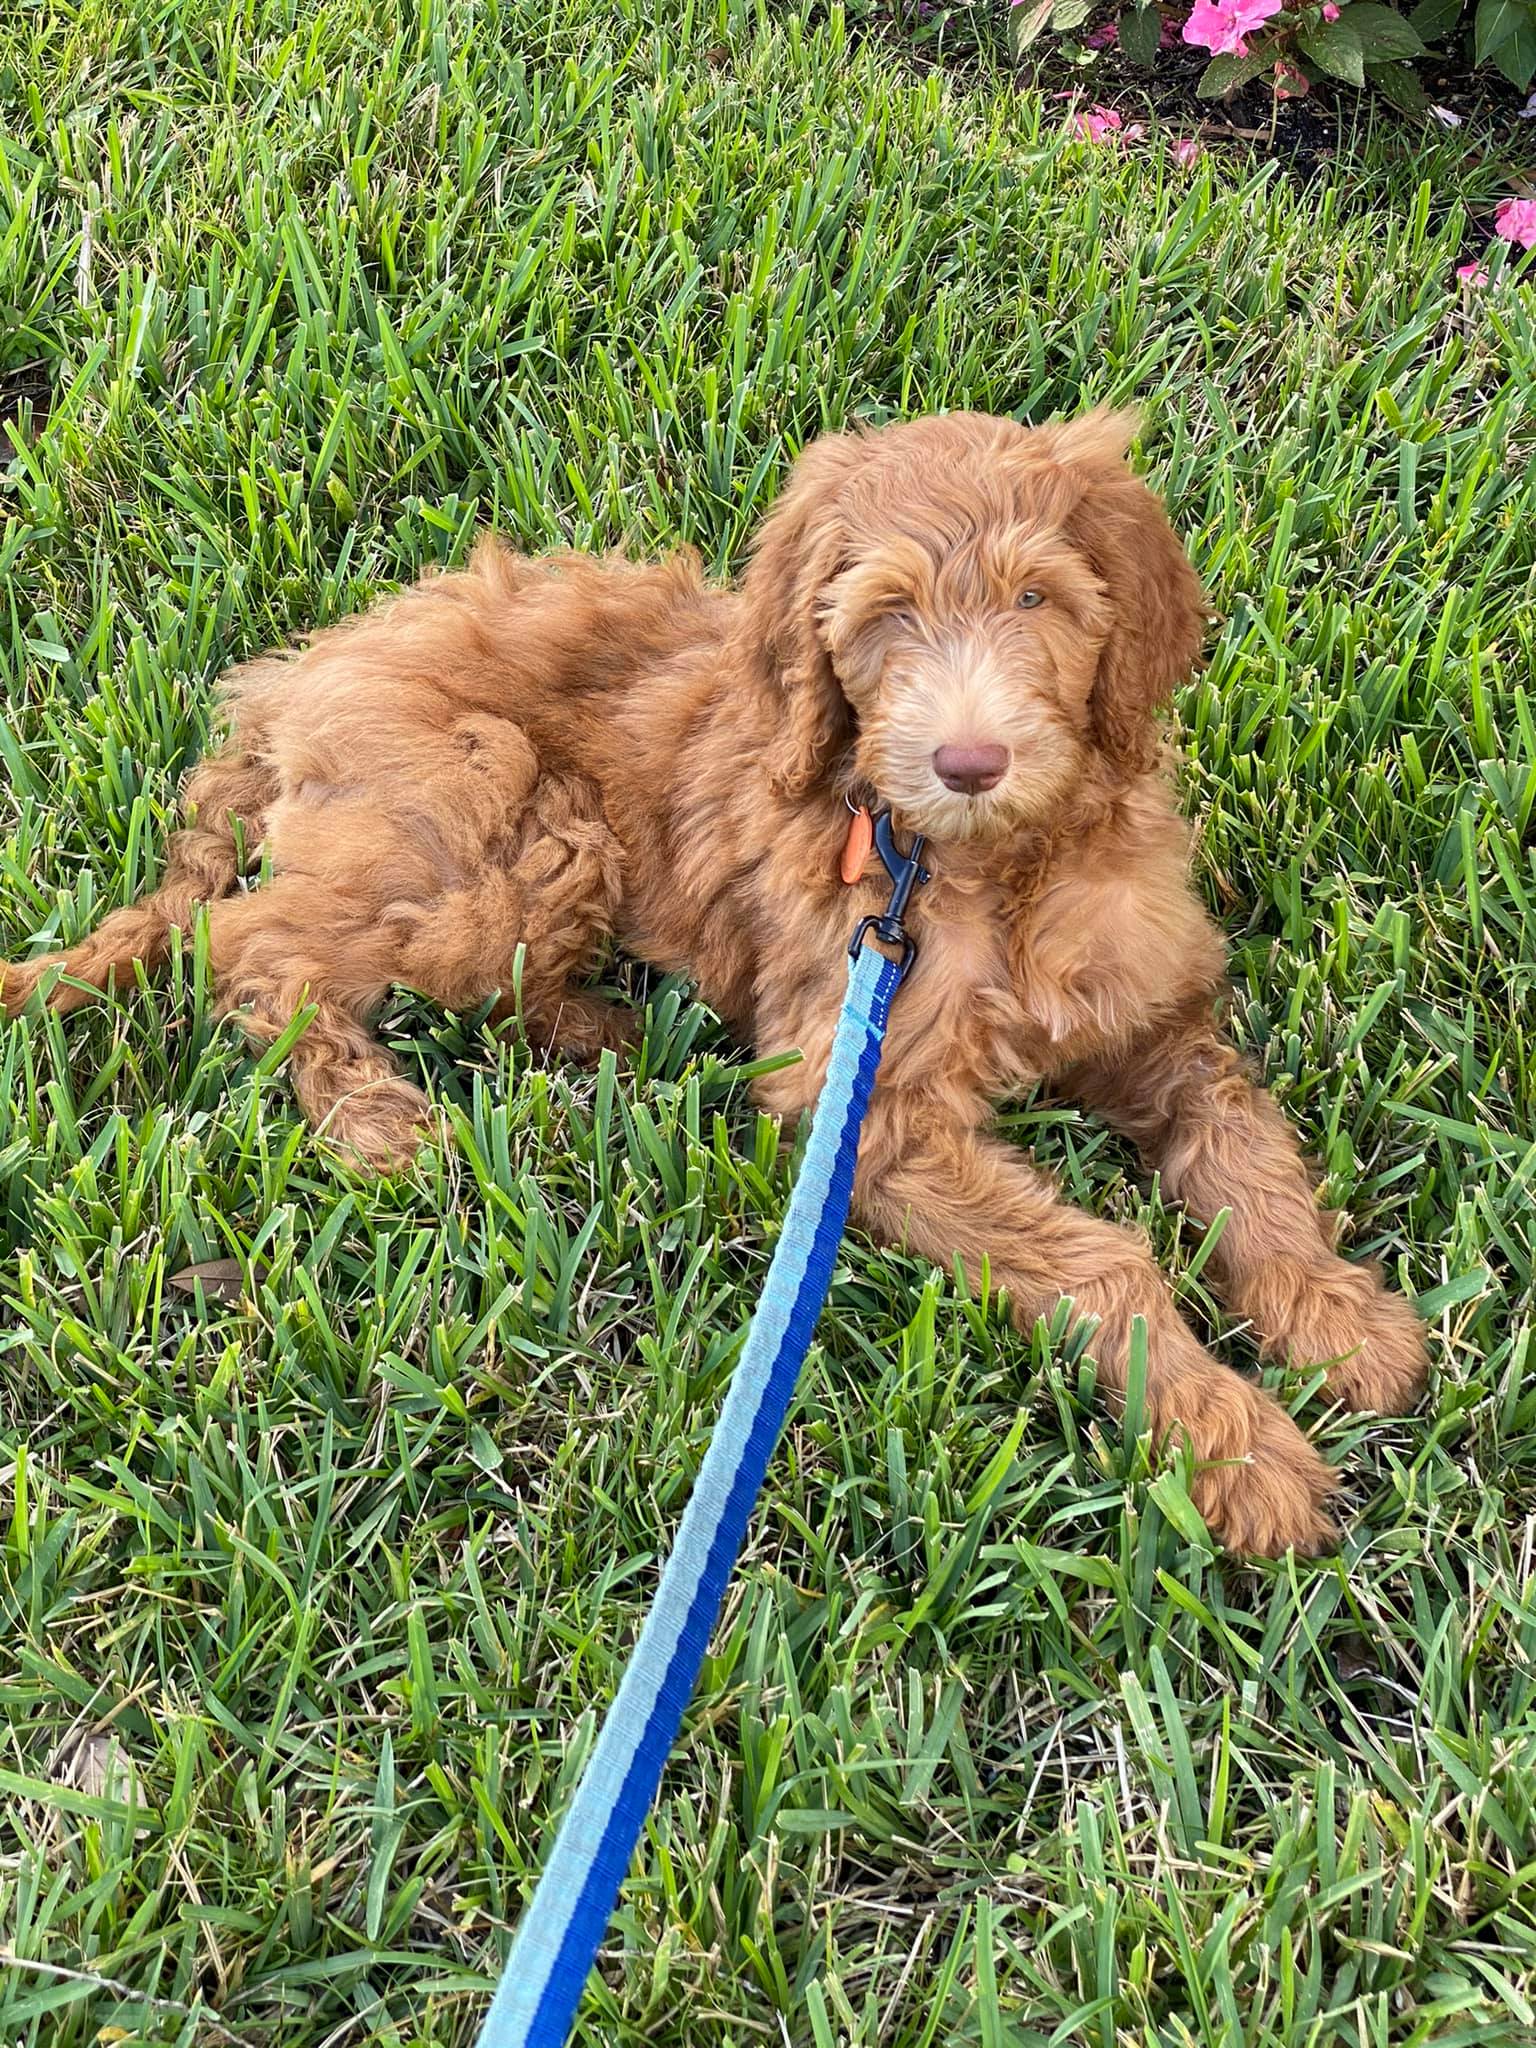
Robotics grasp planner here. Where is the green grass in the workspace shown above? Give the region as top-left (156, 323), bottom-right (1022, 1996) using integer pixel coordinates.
top-left (1, 1), bottom-right (1534, 2042)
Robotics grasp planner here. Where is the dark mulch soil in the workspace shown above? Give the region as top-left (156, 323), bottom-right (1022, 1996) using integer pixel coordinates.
top-left (1075, 29), bottom-right (1533, 176)
top-left (851, 1), bottom-right (1535, 185)
top-left (1087, 39), bottom-right (1352, 177)
top-left (0, 362), bottom-right (53, 437)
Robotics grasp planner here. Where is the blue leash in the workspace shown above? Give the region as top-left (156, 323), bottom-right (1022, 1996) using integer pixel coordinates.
top-left (475, 815), bottom-right (925, 2048)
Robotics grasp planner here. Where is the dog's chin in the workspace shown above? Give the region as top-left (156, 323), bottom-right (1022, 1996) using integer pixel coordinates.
top-left (892, 775), bottom-right (1066, 847)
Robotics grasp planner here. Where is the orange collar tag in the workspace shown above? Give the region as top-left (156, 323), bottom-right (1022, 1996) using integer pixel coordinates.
top-left (840, 804), bottom-right (874, 885)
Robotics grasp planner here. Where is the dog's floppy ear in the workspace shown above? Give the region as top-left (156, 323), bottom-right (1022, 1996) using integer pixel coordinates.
top-left (1054, 410), bottom-right (1208, 773)
top-left (737, 432), bottom-right (865, 799)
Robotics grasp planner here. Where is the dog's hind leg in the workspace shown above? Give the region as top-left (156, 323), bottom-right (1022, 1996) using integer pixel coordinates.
top-left (206, 882), bottom-right (433, 1172)
top-left (1, 742), bottom-right (275, 1016)
top-left (203, 755), bottom-right (633, 1170)
top-left (396, 766), bottom-right (637, 1067)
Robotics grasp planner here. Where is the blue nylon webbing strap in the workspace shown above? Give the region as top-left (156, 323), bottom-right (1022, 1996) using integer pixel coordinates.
top-left (475, 941), bottom-right (904, 2048)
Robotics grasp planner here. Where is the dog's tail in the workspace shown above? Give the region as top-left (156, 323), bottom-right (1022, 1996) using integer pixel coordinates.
top-left (1, 742), bottom-right (274, 1017)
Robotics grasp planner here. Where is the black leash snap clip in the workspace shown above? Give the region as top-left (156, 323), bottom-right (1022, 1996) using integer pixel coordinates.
top-left (848, 806), bottom-right (929, 979)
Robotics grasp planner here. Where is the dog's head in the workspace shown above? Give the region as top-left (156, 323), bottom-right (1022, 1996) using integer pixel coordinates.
top-left (738, 408), bottom-right (1207, 841)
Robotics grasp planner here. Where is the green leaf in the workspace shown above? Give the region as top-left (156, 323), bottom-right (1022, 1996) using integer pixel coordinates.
top-left (1052, 0), bottom-right (1094, 26)
top-left (1301, 17), bottom-right (1367, 79)
top-left (1009, 0), bottom-right (1054, 44)
top-left (1491, 7), bottom-right (1536, 76)
top-left (775, 1808), bottom-right (860, 1834)
top-left (1414, 1268), bottom-right (1490, 1317)
top-left (1406, 0), bottom-right (1463, 43)
top-left (1120, 3), bottom-right (1163, 65)
top-left (1494, 15), bottom-right (1536, 74)
top-left (1473, 0), bottom-right (1527, 52)
top-left (1364, 55), bottom-right (1434, 106)
top-left (1339, 1), bottom-right (1427, 51)
top-left (1148, 1469), bottom-right (1216, 1550)
top-left (1196, 48), bottom-right (1274, 93)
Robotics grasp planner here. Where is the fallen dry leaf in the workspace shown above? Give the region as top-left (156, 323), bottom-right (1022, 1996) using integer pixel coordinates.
top-left (50, 1730), bottom-right (137, 1802)
top-left (169, 1258), bottom-right (254, 1303)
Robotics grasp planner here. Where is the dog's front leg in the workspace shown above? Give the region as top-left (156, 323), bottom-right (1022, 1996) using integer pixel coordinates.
top-left (1063, 1019), bottom-right (1428, 1419)
top-left (842, 1088), bottom-right (1339, 1558)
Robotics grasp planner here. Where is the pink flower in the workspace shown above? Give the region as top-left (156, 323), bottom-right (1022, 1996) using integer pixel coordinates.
top-left (1273, 57), bottom-right (1309, 96)
top-left (1494, 197), bottom-right (1536, 249)
top-left (1455, 261), bottom-right (1489, 287)
top-left (1073, 105), bottom-right (1122, 140)
top-left (1172, 134), bottom-right (1203, 164)
top-left (1321, 2), bottom-right (1339, 17)
top-left (1068, 103), bottom-right (1147, 143)
top-left (1072, 104), bottom-right (1147, 140)
top-left (1181, 0), bottom-right (1282, 57)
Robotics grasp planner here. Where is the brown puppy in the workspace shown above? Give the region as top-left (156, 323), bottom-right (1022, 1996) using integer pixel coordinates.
top-left (0, 409), bottom-right (1426, 1554)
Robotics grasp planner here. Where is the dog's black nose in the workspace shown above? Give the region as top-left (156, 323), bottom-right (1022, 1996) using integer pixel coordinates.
top-left (933, 744), bottom-right (1010, 795)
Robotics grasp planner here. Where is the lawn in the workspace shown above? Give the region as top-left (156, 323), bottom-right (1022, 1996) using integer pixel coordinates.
top-left (1, 1), bottom-right (1534, 2043)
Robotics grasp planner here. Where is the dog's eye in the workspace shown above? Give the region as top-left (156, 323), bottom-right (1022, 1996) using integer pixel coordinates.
top-left (1015, 589), bottom-right (1045, 611)
top-left (890, 608), bottom-right (918, 631)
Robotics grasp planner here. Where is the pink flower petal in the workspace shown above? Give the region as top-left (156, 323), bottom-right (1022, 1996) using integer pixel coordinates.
top-left (1494, 197), bottom-right (1536, 250)
top-left (1321, 3), bottom-right (1339, 18)
top-left (1455, 261), bottom-right (1488, 286)
top-left (1072, 104), bottom-right (1128, 142)
top-left (1182, 0), bottom-right (1239, 52)
top-left (1181, 0), bottom-right (1280, 55)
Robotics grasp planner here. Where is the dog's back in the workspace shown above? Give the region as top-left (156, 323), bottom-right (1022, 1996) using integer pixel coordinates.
top-left (1, 540), bottom-right (715, 1005)
top-left (0, 537), bottom-right (723, 1163)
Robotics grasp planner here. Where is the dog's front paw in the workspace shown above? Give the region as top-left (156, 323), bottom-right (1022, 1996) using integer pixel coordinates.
top-left (319, 1079), bottom-right (436, 1175)
top-left (1263, 1260), bottom-right (1428, 1417)
top-left (1190, 1392), bottom-right (1340, 1558)
top-left (1318, 1278), bottom-right (1428, 1416)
